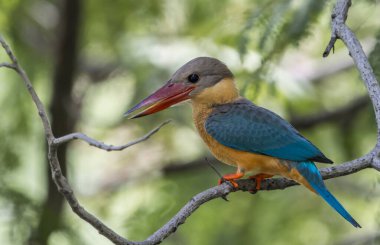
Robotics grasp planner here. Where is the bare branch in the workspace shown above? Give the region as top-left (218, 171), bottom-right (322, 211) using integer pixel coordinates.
top-left (0, 35), bottom-right (170, 245)
top-left (0, 36), bottom-right (18, 65)
top-left (372, 155), bottom-right (380, 172)
top-left (143, 151), bottom-right (375, 244)
top-left (323, 0), bottom-right (351, 57)
top-left (323, 36), bottom-right (337, 58)
top-left (1, 0), bottom-right (380, 244)
top-left (0, 35), bottom-right (54, 141)
top-left (0, 62), bottom-right (16, 69)
top-left (53, 120), bottom-right (171, 150)
top-left (323, 0), bottom-right (380, 144)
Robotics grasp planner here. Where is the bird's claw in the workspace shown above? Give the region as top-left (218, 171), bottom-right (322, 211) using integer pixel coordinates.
top-left (218, 172), bottom-right (244, 189)
top-left (249, 174), bottom-right (273, 190)
top-left (218, 178), bottom-right (239, 188)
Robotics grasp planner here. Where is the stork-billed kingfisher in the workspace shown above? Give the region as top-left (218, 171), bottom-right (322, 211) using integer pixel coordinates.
top-left (125, 57), bottom-right (360, 228)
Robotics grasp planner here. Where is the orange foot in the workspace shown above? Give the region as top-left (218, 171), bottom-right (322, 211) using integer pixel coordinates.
top-left (249, 174), bottom-right (274, 190)
top-left (218, 172), bottom-right (244, 188)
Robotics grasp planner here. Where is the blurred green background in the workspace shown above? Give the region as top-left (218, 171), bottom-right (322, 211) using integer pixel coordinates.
top-left (0, 0), bottom-right (380, 244)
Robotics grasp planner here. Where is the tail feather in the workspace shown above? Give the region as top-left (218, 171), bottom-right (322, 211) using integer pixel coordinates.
top-left (296, 162), bottom-right (361, 228)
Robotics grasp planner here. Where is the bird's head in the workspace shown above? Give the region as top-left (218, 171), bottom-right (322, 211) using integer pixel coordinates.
top-left (125, 57), bottom-right (236, 118)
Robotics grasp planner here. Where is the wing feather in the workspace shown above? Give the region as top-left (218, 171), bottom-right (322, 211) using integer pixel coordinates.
top-left (205, 99), bottom-right (332, 163)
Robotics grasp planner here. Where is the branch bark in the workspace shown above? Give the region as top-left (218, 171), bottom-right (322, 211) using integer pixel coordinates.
top-left (53, 120), bottom-right (170, 150)
top-left (1, 0), bottom-right (379, 244)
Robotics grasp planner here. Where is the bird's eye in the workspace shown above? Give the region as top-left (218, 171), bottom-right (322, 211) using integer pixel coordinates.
top-left (187, 74), bottom-right (199, 83)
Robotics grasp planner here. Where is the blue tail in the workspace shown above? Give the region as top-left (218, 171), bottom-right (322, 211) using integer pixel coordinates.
top-left (295, 162), bottom-right (361, 228)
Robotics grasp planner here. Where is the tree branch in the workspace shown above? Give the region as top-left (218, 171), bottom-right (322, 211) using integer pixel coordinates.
top-left (53, 120), bottom-right (170, 150)
top-left (1, 0), bottom-right (379, 244)
top-left (323, 0), bottom-right (380, 145)
top-left (0, 62), bottom-right (16, 69)
top-left (322, 0), bottom-right (351, 57)
top-left (0, 35), bottom-right (54, 142)
top-left (0, 35), bottom-right (168, 245)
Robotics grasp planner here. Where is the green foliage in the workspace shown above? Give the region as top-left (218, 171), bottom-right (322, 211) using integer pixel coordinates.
top-left (239, 0), bottom-right (326, 62)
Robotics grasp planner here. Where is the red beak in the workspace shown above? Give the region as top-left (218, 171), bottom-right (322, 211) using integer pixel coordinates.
top-left (125, 81), bottom-right (195, 119)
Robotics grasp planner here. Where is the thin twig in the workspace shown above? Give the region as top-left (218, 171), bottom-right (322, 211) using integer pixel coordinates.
top-left (0, 62), bottom-right (15, 69)
top-left (323, 0), bottom-right (380, 145)
top-left (0, 34), bottom-right (54, 141)
top-left (53, 120), bottom-right (171, 150)
top-left (323, 36), bottom-right (337, 57)
top-left (323, 0), bottom-right (351, 57)
top-left (204, 157), bottom-right (230, 201)
top-left (205, 157), bottom-right (223, 179)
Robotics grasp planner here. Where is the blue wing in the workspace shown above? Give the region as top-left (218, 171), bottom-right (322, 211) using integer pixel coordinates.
top-left (205, 99), bottom-right (332, 163)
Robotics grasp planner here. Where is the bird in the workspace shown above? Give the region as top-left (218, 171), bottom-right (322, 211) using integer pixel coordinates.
top-left (125, 57), bottom-right (361, 228)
